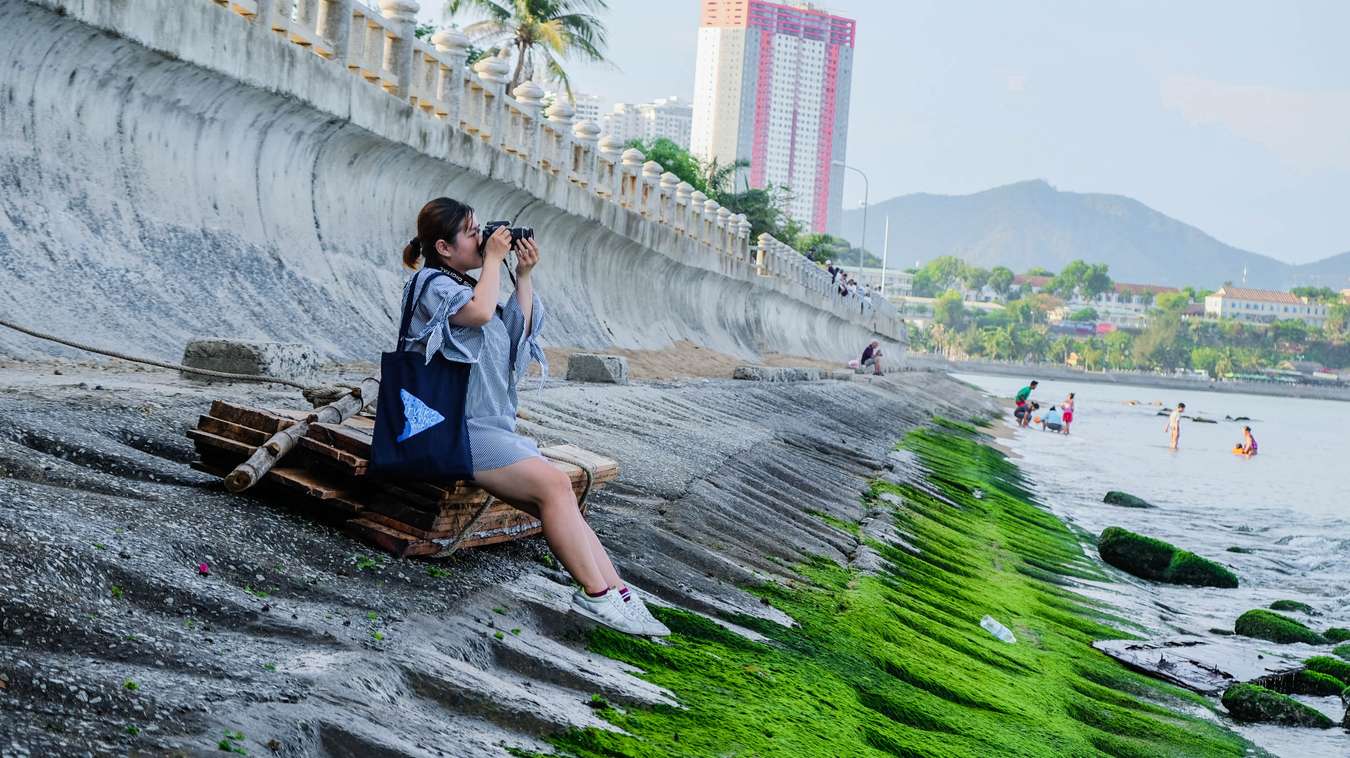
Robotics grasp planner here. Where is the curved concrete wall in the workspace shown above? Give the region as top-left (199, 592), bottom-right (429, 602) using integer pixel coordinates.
top-left (0, 0), bottom-right (901, 363)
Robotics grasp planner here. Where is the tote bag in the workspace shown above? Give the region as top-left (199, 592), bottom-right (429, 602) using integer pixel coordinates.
top-left (369, 269), bottom-right (474, 481)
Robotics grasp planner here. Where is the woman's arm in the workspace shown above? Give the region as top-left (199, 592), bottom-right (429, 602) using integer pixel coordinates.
top-left (513, 237), bottom-right (540, 338)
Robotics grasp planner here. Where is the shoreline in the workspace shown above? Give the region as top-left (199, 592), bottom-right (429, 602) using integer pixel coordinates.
top-left (903, 354), bottom-right (1350, 403)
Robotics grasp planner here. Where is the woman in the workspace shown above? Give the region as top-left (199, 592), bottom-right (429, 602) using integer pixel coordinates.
top-left (399, 197), bottom-right (667, 637)
top-left (1235, 425), bottom-right (1258, 457)
top-left (1061, 392), bottom-right (1075, 435)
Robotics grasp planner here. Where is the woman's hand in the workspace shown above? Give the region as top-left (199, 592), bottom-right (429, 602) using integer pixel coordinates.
top-left (515, 237), bottom-right (540, 277)
top-left (483, 225), bottom-right (512, 263)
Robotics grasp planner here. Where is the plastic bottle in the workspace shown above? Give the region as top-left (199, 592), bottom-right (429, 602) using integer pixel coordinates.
top-left (980, 615), bottom-right (1016, 644)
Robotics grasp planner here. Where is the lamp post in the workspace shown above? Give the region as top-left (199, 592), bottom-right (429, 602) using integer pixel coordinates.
top-left (832, 160), bottom-right (868, 278)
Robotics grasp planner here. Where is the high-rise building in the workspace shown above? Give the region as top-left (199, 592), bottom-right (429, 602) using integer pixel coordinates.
top-left (544, 90), bottom-right (604, 125)
top-left (601, 96), bottom-right (694, 148)
top-left (690, 0), bottom-right (855, 233)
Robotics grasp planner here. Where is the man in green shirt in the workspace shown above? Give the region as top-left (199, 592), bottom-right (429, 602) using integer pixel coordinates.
top-left (1014, 380), bottom-right (1038, 427)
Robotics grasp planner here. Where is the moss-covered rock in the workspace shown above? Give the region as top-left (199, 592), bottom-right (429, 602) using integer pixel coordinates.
top-left (1097, 527), bottom-right (1239, 588)
top-left (1225, 546), bottom-right (1252, 554)
top-left (1268, 599), bottom-right (1313, 614)
top-left (1334, 642), bottom-right (1350, 662)
top-left (1102, 491), bottom-right (1155, 508)
top-left (1258, 669), bottom-right (1347, 697)
top-left (1233, 610), bottom-right (1327, 644)
top-left (1220, 684), bottom-right (1334, 728)
top-left (1324, 627), bottom-right (1350, 643)
top-left (1304, 656), bottom-right (1350, 686)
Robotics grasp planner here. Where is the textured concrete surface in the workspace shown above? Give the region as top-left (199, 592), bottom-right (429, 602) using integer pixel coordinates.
top-left (180, 339), bottom-right (319, 383)
top-left (0, 0), bottom-right (902, 369)
top-left (0, 362), bottom-right (992, 756)
top-left (564, 354), bottom-right (629, 385)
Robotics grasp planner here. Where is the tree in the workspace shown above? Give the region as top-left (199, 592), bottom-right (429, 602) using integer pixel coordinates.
top-left (980, 326), bottom-right (1015, 360)
top-left (989, 266), bottom-right (1015, 299)
top-left (1133, 313), bottom-right (1191, 370)
top-left (1068, 307), bottom-right (1100, 322)
top-left (1049, 260), bottom-right (1112, 302)
top-left (1191, 346), bottom-right (1222, 378)
top-left (1292, 286), bottom-right (1339, 303)
top-left (1327, 302), bottom-right (1350, 340)
top-left (1049, 335), bottom-right (1075, 364)
top-left (447, 0), bottom-right (610, 95)
top-left (932, 290), bottom-right (966, 330)
top-left (1025, 267), bottom-right (1055, 277)
top-left (960, 266), bottom-right (991, 295)
top-left (794, 233), bottom-right (849, 264)
top-left (1153, 292), bottom-right (1189, 313)
top-left (626, 137), bottom-right (704, 191)
top-left (1104, 330), bottom-right (1133, 369)
top-left (912, 257), bottom-right (966, 297)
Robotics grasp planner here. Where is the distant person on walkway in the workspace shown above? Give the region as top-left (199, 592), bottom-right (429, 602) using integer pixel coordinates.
top-left (1014, 380), bottom-right (1038, 427)
top-left (398, 197), bottom-right (666, 637)
top-left (860, 340), bottom-right (883, 375)
top-left (1041, 406), bottom-right (1063, 432)
top-left (1061, 392), bottom-right (1075, 434)
top-left (826, 260), bottom-right (838, 282)
top-left (1235, 425), bottom-right (1258, 456)
top-left (1165, 402), bottom-right (1186, 450)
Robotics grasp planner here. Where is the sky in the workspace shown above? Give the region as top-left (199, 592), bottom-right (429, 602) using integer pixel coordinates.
top-left (418, 1), bottom-right (1350, 265)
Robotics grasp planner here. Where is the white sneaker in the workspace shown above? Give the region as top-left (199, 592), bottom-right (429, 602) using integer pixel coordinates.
top-left (621, 594), bottom-right (671, 637)
top-left (571, 589), bottom-right (647, 636)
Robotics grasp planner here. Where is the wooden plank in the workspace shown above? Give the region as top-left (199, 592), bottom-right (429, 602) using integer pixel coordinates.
top-left (197, 415), bottom-right (270, 445)
top-left (307, 422), bottom-right (372, 457)
top-left (344, 517), bottom-right (439, 558)
top-left (188, 429), bottom-right (256, 457)
top-left (344, 415), bottom-right (376, 430)
top-left (297, 436), bottom-right (368, 471)
top-left (359, 490), bottom-right (463, 532)
top-left (357, 511), bottom-right (456, 540)
top-left (209, 401), bottom-right (292, 434)
top-left (267, 467), bottom-right (346, 500)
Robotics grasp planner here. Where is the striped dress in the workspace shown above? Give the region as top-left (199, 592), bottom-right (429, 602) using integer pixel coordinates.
top-left (401, 267), bottom-right (548, 474)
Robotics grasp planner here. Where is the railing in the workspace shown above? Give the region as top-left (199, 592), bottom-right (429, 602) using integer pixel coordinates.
top-left (206, 0), bottom-right (894, 336)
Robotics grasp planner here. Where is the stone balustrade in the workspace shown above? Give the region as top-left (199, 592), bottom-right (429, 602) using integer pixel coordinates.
top-left (204, 0), bottom-right (897, 339)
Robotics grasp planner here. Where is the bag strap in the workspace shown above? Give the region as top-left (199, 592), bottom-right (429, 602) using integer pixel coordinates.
top-left (397, 269), bottom-right (447, 350)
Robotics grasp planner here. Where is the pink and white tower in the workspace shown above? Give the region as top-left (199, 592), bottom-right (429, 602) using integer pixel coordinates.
top-left (690, 0), bottom-right (855, 234)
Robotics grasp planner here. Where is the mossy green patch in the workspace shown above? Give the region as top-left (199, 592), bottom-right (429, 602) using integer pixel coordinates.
top-left (1324, 627), bottom-right (1350, 643)
top-left (1262, 670), bottom-right (1346, 697)
top-left (546, 424), bottom-right (1248, 757)
top-left (1303, 656), bottom-right (1350, 686)
top-left (1333, 643), bottom-right (1350, 662)
top-left (1268, 599), bottom-right (1313, 615)
top-left (1097, 528), bottom-right (1239, 588)
top-left (1234, 609), bottom-right (1327, 644)
top-left (1221, 684), bottom-right (1333, 728)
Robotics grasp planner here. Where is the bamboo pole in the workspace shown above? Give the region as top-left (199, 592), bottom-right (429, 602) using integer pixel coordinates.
top-left (225, 376), bottom-right (380, 492)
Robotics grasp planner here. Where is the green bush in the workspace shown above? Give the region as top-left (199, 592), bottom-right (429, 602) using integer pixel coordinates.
top-left (1097, 527), bottom-right (1238, 588)
top-left (1268, 600), bottom-right (1313, 615)
top-left (1233, 610), bottom-right (1326, 645)
top-left (1220, 684), bottom-right (1333, 728)
top-left (1303, 656), bottom-right (1350, 686)
top-left (1102, 491), bottom-right (1155, 509)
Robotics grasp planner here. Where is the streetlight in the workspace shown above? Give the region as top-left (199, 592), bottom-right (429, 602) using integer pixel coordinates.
top-left (832, 160), bottom-right (868, 278)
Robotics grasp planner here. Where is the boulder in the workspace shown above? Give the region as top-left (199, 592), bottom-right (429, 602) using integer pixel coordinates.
top-left (1253, 669), bottom-right (1346, 697)
top-left (180, 339), bottom-right (318, 383)
top-left (565, 353), bottom-right (629, 385)
top-left (1233, 610), bottom-right (1326, 645)
top-left (1268, 599), bottom-right (1314, 615)
top-left (1324, 627), bottom-right (1350, 643)
top-left (731, 366), bottom-right (824, 383)
top-left (1102, 491), bottom-right (1155, 509)
top-left (1303, 656), bottom-right (1350, 686)
top-left (1097, 527), bottom-right (1239, 588)
top-left (1221, 684), bottom-right (1334, 728)
top-left (1334, 643), bottom-right (1350, 662)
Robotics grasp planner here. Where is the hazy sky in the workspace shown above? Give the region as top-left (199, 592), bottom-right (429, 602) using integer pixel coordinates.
top-left (419, 1), bottom-right (1350, 264)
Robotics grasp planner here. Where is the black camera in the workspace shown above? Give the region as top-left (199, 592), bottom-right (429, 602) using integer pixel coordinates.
top-left (481, 221), bottom-right (533, 250)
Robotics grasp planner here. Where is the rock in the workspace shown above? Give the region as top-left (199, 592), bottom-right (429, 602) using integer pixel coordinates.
top-left (731, 366), bottom-right (824, 383)
top-left (1253, 669), bottom-right (1346, 696)
top-left (1097, 527), bottom-right (1239, 588)
top-left (1268, 599), bottom-right (1314, 615)
top-left (1102, 491), bottom-right (1155, 509)
top-left (1225, 546), bottom-right (1252, 554)
top-left (1324, 627), bottom-right (1350, 643)
top-left (1334, 643), bottom-right (1350, 662)
top-left (1220, 684), bottom-right (1333, 728)
top-left (180, 339), bottom-right (318, 383)
top-left (1233, 609), bottom-right (1326, 644)
top-left (1303, 656), bottom-right (1350, 686)
top-left (564, 353), bottom-right (629, 385)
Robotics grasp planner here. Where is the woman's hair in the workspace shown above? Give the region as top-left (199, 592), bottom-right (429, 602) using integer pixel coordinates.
top-left (402, 197), bottom-right (475, 270)
top-left (1068, 392), bottom-right (1075, 399)
top-left (1243, 425), bottom-right (1252, 432)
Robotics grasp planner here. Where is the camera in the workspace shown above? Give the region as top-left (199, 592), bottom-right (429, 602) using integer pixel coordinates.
top-left (480, 221), bottom-right (533, 250)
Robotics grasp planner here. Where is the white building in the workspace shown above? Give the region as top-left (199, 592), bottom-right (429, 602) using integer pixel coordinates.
top-left (601, 96), bottom-right (693, 148)
top-left (850, 266), bottom-right (914, 298)
top-left (1204, 287), bottom-right (1329, 328)
top-left (544, 90), bottom-right (603, 125)
top-left (690, 0), bottom-right (855, 233)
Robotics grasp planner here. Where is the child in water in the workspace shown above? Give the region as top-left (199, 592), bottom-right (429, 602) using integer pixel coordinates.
top-left (1234, 426), bottom-right (1258, 457)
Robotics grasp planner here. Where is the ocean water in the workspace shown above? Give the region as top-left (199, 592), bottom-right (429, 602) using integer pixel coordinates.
top-left (953, 373), bottom-right (1350, 756)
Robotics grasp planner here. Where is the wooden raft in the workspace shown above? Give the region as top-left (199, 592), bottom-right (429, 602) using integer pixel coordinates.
top-left (188, 401), bottom-right (618, 557)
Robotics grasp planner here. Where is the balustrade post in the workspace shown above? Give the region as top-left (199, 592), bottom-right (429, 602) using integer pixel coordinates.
top-left (618, 148), bottom-right (645, 209)
top-left (570, 120), bottom-right (600, 186)
top-left (432, 27), bottom-right (470, 125)
top-left (673, 182), bottom-right (693, 235)
top-left (658, 172), bottom-right (680, 226)
top-left (594, 135), bottom-right (623, 199)
top-left (689, 190), bottom-right (708, 240)
top-left (639, 161), bottom-right (663, 218)
top-left (378, 0), bottom-right (418, 100)
top-left (716, 207), bottom-right (732, 255)
top-left (542, 98), bottom-right (575, 174)
top-left (511, 81), bottom-right (545, 159)
top-left (702, 198), bottom-right (719, 248)
top-left (320, 0), bottom-right (354, 59)
top-left (471, 48), bottom-right (511, 143)
top-left (756, 233), bottom-right (771, 275)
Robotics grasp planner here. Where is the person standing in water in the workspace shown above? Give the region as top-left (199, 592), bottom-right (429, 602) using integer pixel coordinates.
top-left (1014, 380), bottom-right (1038, 427)
top-left (1236, 425), bottom-right (1258, 456)
top-left (1165, 402), bottom-right (1186, 450)
top-left (1061, 392), bottom-right (1075, 435)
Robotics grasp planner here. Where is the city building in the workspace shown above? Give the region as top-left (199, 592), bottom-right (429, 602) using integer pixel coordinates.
top-left (1204, 287), bottom-right (1329, 328)
top-left (544, 90), bottom-right (603, 124)
top-left (690, 0), bottom-right (855, 234)
top-left (601, 96), bottom-right (694, 148)
top-left (850, 266), bottom-right (914, 298)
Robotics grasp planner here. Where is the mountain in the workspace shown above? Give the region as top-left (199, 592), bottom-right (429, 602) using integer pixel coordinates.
top-left (837, 180), bottom-right (1349, 290)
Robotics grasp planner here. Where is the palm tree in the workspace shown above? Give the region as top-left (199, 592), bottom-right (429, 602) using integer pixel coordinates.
top-left (445, 0), bottom-right (610, 96)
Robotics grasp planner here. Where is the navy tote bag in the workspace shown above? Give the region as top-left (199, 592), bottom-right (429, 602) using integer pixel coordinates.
top-left (369, 269), bottom-right (474, 481)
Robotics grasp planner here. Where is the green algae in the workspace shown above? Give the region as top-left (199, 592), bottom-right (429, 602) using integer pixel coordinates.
top-left (544, 424), bottom-right (1249, 757)
top-left (1221, 684), bottom-right (1334, 728)
top-left (1234, 609), bottom-right (1327, 644)
top-left (1324, 627), bottom-right (1350, 643)
top-left (1334, 643), bottom-right (1350, 662)
top-left (1096, 528), bottom-right (1239, 588)
top-left (1268, 599), bottom-right (1313, 615)
top-left (1303, 656), bottom-right (1350, 686)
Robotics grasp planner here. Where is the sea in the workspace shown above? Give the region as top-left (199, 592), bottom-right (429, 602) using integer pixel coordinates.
top-left (954, 372), bottom-right (1350, 757)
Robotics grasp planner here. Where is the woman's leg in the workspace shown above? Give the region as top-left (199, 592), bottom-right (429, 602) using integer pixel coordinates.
top-left (473, 457), bottom-right (610, 594)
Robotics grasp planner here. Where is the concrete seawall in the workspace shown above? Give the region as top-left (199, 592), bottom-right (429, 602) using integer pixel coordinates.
top-left (0, 0), bottom-right (901, 363)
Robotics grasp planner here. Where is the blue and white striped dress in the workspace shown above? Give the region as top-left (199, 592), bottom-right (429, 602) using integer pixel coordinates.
top-left (401, 267), bottom-right (548, 474)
